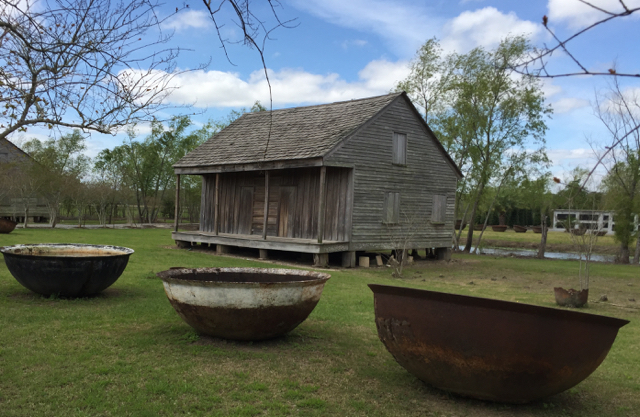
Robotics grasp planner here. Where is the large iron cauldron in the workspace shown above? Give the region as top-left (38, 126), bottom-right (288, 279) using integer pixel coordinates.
top-left (369, 284), bottom-right (629, 403)
top-left (1, 243), bottom-right (134, 297)
top-left (157, 267), bottom-right (330, 341)
top-left (0, 218), bottom-right (17, 234)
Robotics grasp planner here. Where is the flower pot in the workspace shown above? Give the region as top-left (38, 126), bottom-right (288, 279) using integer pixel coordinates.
top-left (491, 225), bottom-right (508, 232)
top-left (554, 287), bottom-right (589, 308)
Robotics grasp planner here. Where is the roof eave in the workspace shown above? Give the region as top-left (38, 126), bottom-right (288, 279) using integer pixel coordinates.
top-left (173, 157), bottom-right (325, 175)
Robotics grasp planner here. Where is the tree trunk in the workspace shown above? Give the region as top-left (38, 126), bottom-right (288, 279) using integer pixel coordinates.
top-left (634, 234), bottom-right (640, 265)
top-left (537, 215), bottom-right (548, 259)
top-left (463, 202), bottom-right (479, 253)
top-left (23, 206), bottom-right (29, 228)
top-left (463, 182), bottom-right (485, 253)
top-left (618, 242), bottom-right (630, 264)
top-left (48, 204), bottom-right (58, 228)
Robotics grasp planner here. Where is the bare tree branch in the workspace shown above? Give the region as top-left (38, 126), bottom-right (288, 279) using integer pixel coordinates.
top-left (513, 1), bottom-right (640, 79)
top-left (0, 0), bottom-right (205, 141)
top-left (199, 0), bottom-right (297, 158)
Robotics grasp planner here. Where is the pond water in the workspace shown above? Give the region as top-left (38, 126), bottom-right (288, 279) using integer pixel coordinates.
top-left (459, 246), bottom-right (618, 263)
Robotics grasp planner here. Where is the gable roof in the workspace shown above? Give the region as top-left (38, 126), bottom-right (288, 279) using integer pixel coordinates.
top-left (174, 92), bottom-right (462, 178)
top-left (0, 138), bottom-right (32, 165)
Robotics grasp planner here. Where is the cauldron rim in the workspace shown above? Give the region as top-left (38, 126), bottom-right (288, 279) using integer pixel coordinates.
top-left (0, 243), bottom-right (135, 258)
top-left (157, 267), bottom-right (330, 285)
top-left (368, 283), bottom-right (629, 328)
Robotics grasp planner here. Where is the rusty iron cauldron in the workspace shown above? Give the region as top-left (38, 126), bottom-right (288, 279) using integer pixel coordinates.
top-left (369, 284), bottom-right (629, 403)
top-left (157, 267), bottom-right (330, 341)
top-left (1, 243), bottom-right (134, 297)
top-left (0, 218), bottom-right (17, 234)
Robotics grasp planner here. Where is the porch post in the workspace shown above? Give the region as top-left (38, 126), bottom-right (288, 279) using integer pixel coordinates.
top-left (317, 166), bottom-right (327, 243)
top-left (214, 173), bottom-right (220, 235)
top-left (174, 174), bottom-right (181, 232)
top-left (262, 171), bottom-right (270, 240)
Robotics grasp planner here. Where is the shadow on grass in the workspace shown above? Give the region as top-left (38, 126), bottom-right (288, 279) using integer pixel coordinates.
top-left (7, 286), bottom-right (147, 302)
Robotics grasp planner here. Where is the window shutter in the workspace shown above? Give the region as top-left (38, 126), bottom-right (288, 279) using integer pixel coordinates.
top-left (393, 133), bottom-right (407, 165)
top-left (431, 195), bottom-right (447, 223)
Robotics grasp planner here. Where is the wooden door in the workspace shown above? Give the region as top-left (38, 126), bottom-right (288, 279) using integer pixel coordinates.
top-left (278, 186), bottom-right (296, 237)
top-left (238, 186), bottom-right (254, 234)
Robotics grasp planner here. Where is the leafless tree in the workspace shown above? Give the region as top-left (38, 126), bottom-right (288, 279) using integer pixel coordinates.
top-left (595, 77), bottom-right (640, 263)
top-left (515, 0), bottom-right (640, 79)
top-left (0, 0), bottom-right (196, 141)
top-left (514, 1), bottom-right (640, 190)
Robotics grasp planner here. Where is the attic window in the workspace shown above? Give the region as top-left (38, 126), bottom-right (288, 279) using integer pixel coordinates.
top-left (383, 192), bottom-right (400, 224)
top-left (392, 132), bottom-right (407, 165)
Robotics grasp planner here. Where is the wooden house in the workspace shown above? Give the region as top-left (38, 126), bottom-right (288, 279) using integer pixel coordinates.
top-left (0, 138), bottom-right (49, 222)
top-left (172, 92), bottom-right (462, 266)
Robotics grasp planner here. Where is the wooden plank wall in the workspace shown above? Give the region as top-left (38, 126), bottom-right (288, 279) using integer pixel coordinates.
top-left (325, 98), bottom-right (458, 251)
top-left (200, 168), bottom-right (351, 240)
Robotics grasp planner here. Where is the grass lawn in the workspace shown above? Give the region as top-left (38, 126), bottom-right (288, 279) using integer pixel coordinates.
top-left (1, 228), bottom-right (639, 416)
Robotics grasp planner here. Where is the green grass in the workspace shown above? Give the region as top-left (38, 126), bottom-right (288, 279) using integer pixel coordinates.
top-left (1, 228), bottom-right (639, 416)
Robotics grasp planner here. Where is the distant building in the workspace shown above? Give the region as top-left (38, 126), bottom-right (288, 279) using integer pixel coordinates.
top-left (551, 209), bottom-right (638, 235)
top-left (0, 138), bottom-right (48, 222)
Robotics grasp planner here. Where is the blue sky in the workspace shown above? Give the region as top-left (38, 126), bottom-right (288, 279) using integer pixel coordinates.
top-left (10, 0), bottom-right (640, 184)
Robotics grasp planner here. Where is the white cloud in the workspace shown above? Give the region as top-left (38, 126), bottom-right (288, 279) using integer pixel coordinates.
top-left (552, 97), bottom-right (590, 114)
top-left (540, 79), bottom-right (563, 98)
top-left (547, 147), bottom-right (606, 187)
top-left (441, 7), bottom-right (541, 53)
top-left (163, 10), bottom-right (212, 32)
top-left (160, 59), bottom-right (410, 108)
top-left (340, 39), bottom-right (368, 50)
top-left (547, 0), bottom-right (640, 29)
top-left (287, 0), bottom-right (441, 57)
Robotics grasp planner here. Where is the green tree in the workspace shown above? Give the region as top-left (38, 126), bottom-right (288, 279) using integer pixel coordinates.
top-left (21, 130), bottom-right (90, 226)
top-left (602, 163), bottom-right (640, 263)
top-left (595, 78), bottom-right (640, 264)
top-left (399, 36), bottom-right (551, 253)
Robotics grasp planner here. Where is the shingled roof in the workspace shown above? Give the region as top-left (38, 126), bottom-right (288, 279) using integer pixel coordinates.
top-left (174, 92), bottom-right (403, 169)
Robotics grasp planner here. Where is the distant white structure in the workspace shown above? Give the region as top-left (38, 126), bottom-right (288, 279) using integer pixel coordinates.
top-left (551, 209), bottom-right (638, 235)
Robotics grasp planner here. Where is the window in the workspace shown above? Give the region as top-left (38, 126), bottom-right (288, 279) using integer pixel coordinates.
top-left (383, 192), bottom-right (400, 224)
top-left (392, 132), bottom-right (407, 165)
top-left (431, 195), bottom-right (447, 223)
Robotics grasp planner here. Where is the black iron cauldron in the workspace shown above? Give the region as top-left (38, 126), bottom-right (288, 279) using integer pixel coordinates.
top-left (1, 243), bottom-right (134, 297)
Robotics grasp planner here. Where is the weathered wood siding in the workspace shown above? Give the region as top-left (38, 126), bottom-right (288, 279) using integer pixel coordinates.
top-left (326, 98), bottom-right (458, 251)
top-left (200, 167), bottom-right (351, 241)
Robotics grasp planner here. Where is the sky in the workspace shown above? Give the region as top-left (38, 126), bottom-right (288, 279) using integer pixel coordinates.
top-left (9, 0), bottom-right (640, 186)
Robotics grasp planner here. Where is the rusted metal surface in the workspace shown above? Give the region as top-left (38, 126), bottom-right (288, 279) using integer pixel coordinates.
top-left (0, 218), bottom-right (17, 234)
top-left (555, 287), bottom-right (589, 307)
top-left (157, 267), bottom-right (330, 341)
top-left (0, 243), bottom-right (134, 297)
top-left (369, 284), bottom-right (629, 403)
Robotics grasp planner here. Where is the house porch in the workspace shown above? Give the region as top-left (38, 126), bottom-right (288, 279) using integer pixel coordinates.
top-left (172, 230), bottom-right (352, 267)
